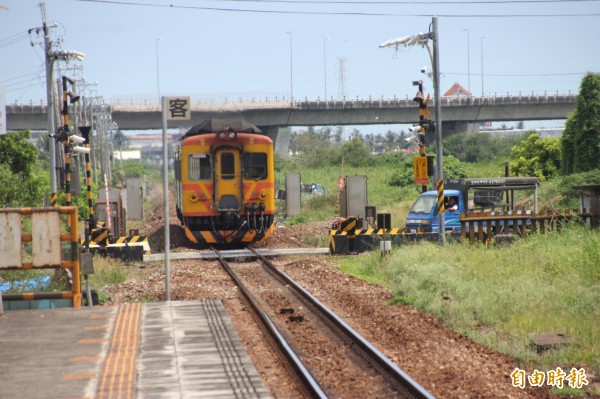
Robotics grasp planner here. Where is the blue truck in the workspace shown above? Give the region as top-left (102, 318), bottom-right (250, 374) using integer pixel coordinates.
top-left (405, 177), bottom-right (539, 233)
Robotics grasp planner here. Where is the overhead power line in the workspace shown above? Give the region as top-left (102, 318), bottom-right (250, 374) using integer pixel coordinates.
top-left (75, 0), bottom-right (600, 17)
top-left (205, 0), bottom-right (599, 3)
top-left (0, 30), bottom-right (29, 49)
top-left (445, 71), bottom-right (595, 77)
top-left (0, 71), bottom-right (44, 84)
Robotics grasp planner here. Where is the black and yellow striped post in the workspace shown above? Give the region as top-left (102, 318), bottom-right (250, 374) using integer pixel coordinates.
top-left (437, 178), bottom-right (445, 214)
top-left (413, 80), bottom-right (431, 192)
top-left (437, 178), bottom-right (446, 245)
top-left (64, 137), bottom-right (72, 206)
top-left (60, 76), bottom-right (80, 210)
top-left (79, 126), bottom-right (95, 245)
top-left (49, 192), bottom-right (58, 207)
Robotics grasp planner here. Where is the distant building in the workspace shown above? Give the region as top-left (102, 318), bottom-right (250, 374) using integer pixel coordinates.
top-left (113, 150), bottom-right (141, 161)
top-left (444, 82), bottom-right (487, 131)
top-left (127, 134), bottom-right (174, 149)
top-left (127, 134), bottom-right (174, 164)
top-left (480, 127), bottom-right (564, 138)
top-left (444, 82), bottom-right (470, 98)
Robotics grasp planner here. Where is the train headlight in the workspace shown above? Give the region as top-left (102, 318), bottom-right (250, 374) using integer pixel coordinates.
top-left (227, 131), bottom-right (237, 140)
top-left (217, 132), bottom-right (226, 139)
top-left (259, 191), bottom-right (266, 199)
top-left (189, 193), bottom-right (199, 202)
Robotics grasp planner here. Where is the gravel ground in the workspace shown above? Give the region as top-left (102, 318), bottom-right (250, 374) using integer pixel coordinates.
top-left (105, 185), bottom-right (570, 398)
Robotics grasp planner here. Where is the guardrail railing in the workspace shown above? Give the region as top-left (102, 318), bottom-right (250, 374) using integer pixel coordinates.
top-left (459, 208), bottom-right (596, 246)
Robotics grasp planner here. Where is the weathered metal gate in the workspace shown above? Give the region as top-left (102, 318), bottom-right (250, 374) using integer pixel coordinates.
top-left (0, 207), bottom-right (81, 311)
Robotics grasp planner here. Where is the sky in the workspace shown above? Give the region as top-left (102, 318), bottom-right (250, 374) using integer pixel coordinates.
top-left (1, 0), bottom-right (599, 134)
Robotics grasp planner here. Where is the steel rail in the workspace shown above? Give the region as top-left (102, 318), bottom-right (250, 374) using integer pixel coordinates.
top-left (210, 247), bottom-right (328, 399)
top-left (248, 247), bottom-right (436, 399)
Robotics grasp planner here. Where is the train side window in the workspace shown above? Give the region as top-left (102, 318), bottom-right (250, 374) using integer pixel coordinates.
top-left (220, 152), bottom-right (235, 180)
top-left (243, 153), bottom-right (267, 180)
top-left (188, 153), bottom-right (211, 180)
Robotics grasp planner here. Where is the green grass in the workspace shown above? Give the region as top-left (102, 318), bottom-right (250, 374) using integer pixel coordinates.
top-left (277, 164), bottom-right (420, 226)
top-left (88, 256), bottom-right (130, 304)
top-left (336, 225), bottom-right (600, 388)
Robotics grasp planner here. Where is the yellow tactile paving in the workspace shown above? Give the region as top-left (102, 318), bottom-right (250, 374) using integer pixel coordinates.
top-left (96, 303), bottom-right (141, 399)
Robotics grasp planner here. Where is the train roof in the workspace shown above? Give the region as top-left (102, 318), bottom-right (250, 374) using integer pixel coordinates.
top-left (182, 118), bottom-right (262, 139)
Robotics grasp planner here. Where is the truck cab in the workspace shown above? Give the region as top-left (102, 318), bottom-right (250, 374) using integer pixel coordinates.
top-left (405, 177), bottom-right (539, 233)
top-left (405, 189), bottom-right (463, 233)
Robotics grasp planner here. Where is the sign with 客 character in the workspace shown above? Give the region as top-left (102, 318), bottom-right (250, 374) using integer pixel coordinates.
top-left (166, 96), bottom-right (191, 121)
top-left (413, 156), bottom-right (428, 184)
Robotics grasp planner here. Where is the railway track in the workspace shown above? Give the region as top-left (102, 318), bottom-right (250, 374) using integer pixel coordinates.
top-left (211, 247), bottom-right (435, 399)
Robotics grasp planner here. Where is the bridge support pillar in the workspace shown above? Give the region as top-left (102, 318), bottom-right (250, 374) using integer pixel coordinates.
top-left (263, 126), bottom-right (291, 156)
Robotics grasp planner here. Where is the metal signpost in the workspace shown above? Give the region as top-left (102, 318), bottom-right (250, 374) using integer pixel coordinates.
top-left (161, 96), bottom-right (190, 301)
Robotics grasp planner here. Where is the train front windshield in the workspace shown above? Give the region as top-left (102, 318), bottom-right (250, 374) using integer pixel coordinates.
top-left (409, 195), bottom-right (438, 214)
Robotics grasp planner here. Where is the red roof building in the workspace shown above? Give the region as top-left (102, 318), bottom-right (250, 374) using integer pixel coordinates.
top-left (444, 82), bottom-right (471, 98)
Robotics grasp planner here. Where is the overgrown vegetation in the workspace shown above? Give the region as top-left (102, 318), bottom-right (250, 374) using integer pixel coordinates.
top-left (0, 131), bottom-right (48, 207)
top-left (561, 73), bottom-right (600, 174)
top-left (88, 256), bottom-right (130, 304)
top-left (278, 75), bottom-right (600, 397)
top-left (336, 225), bottom-right (600, 394)
top-left (509, 133), bottom-right (561, 180)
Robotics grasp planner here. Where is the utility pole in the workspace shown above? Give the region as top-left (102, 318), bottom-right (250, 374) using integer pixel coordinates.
top-left (337, 57), bottom-right (347, 99)
top-left (41, 3), bottom-right (58, 206)
top-left (432, 16), bottom-right (446, 245)
top-left (286, 32), bottom-right (293, 102)
top-left (39, 2), bottom-right (85, 206)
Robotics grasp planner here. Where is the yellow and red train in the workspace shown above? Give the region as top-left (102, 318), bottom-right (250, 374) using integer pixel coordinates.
top-left (174, 118), bottom-right (276, 246)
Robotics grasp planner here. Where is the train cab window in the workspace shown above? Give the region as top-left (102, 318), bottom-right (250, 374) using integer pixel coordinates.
top-left (243, 153), bottom-right (268, 180)
top-left (188, 153), bottom-right (211, 180)
top-left (220, 152), bottom-right (235, 180)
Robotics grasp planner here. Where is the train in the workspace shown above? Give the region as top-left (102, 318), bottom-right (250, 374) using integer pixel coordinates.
top-left (174, 118), bottom-right (276, 246)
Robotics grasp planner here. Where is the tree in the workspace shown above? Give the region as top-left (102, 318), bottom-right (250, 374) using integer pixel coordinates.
top-left (510, 133), bottom-right (561, 180)
top-left (388, 155), bottom-right (467, 187)
top-left (290, 128), bottom-right (337, 168)
top-left (0, 130), bottom-right (38, 177)
top-left (0, 131), bottom-right (48, 207)
top-left (444, 131), bottom-right (527, 163)
top-left (385, 130), bottom-right (396, 149)
top-left (363, 133), bottom-right (378, 153)
top-left (333, 126), bottom-right (344, 144)
top-left (339, 138), bottom-right (371, 167)
top-left (561, 72), bottom-right (600, 174)
top-left (113, 129), bottom-right (129, 156)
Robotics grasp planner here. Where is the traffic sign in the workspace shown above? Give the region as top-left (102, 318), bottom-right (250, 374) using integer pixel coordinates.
top-left (413, 156), bottom-right (428, 184)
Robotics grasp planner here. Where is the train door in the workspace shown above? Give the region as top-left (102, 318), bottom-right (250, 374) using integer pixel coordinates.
top-left (214, 147), bottom-right (242, 211)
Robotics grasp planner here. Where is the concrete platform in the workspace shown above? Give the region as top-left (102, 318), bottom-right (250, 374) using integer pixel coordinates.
top-left (0, 301), bottom-right (270, 399)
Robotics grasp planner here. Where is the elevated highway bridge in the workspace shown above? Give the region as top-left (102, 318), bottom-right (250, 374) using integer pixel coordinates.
top-left (7, 93), bottom-right (576, 154)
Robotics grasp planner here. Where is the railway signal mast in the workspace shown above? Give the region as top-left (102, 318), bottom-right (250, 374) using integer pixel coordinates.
top-left (379, 16), bottom-right (446, 244)
top-left (411, 79), bottom-right (432, 193)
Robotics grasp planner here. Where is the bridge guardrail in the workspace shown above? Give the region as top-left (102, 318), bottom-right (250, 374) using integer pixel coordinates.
top-left (8, 92), bottom-right (578, 112)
